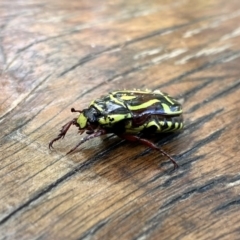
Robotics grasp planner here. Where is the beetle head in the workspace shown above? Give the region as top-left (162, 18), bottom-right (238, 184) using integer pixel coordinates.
top-left (71, 107), bottom-right (98, 130)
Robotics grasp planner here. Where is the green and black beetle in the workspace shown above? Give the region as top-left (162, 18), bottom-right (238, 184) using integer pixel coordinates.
top-left (49, 89), bottom-right (183, 169)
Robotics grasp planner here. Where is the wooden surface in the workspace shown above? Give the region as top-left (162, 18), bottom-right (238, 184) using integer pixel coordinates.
top-left (1, 0), bottom-right (240, 239)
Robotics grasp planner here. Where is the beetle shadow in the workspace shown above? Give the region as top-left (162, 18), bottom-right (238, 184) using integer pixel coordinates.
top-left (69, 132), bottom-right (183, 184)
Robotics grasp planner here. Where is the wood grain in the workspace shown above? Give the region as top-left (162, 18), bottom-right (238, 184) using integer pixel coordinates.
top-left (1, 0), bottom-right (240, 239)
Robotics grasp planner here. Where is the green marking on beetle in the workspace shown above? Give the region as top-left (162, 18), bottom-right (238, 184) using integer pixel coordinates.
top-left (164, 95), bottom-right (175, 105)
top-left (98, 113), bottom-right (132, 125)
top-left (91, 101), bottom-right (103, 112)
top-left (77, 113), bottom-right (88, 128)
top-left (128, 99), bottom-right (160, 110)
top-left (161, 103), bottom-right (182, 115)
top-left (120, 95), bottom-right (137, 101)
top-left (109, 94), bottom-right (126, 107)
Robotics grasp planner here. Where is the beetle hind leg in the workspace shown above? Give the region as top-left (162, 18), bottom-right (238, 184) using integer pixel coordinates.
top-left (117, 133), bottom-right (178, 170)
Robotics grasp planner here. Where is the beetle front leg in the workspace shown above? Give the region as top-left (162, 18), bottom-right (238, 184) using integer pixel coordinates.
top-left (49, 118), bottom-right (77, 149)
top-left (117, 133), bottom-right (178, 170)
top-left (66, 129), bottom-right (107, 155)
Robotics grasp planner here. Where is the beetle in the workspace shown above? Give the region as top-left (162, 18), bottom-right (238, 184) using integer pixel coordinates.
top-left (49, 89), bottom-right (183, 169)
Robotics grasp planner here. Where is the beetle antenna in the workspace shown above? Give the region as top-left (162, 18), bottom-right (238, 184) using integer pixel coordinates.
top-left (71, 108), bottom-right (82, 113)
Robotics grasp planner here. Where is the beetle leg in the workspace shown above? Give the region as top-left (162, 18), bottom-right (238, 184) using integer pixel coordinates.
top-left (86, 130), bottom-right (94, 134)
top-left (117, 133), bottom-right (178, 170)
top-left (49, 119), bottom-right (77, 149)
top-left (132, 113), bottom-right (151, 127)
top-left (78, 129), bottom-right (85, 135)
top-left (66, 129), bottom-right (107, 155)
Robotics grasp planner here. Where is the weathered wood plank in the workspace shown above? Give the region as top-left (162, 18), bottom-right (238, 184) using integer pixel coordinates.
top-left (1, 0), bottom-right (240, 239)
